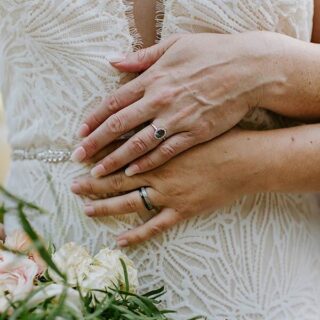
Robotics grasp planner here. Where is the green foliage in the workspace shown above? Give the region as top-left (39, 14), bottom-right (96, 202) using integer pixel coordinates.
top-left (0, 186), bottom-right (205, 320)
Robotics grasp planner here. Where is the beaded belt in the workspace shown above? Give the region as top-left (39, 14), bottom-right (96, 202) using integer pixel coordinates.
top-left (12, 149), bottom-right (72, 163)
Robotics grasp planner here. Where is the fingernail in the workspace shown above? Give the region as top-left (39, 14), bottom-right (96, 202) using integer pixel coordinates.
top-left (71, 147), bottom-right (86, 162)
top-left (108, 54), bottom-right (126, 64)
top-left (91, 164), bottom-right (106, 178)
top-left (125, 165), bottom-right (139, 177)
top-left (71, 182), bottom-right (81, 194)
top-left (117, 239), bottom-right (129, 247)
top-left (78, 124), bottom-right (90, 138)
top-left (84, 206), bottom-right (95, 216)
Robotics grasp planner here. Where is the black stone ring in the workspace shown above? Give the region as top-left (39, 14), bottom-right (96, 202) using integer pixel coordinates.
top-left (151, 124), bottom-right (167, 141)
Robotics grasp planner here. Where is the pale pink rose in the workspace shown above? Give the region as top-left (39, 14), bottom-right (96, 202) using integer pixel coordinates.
top-left (5, 230), bottom-right (47, 275)
top-left (0, 250), bottom-right (38, 302)
top-left (5, 230), bottom-right (32, 253)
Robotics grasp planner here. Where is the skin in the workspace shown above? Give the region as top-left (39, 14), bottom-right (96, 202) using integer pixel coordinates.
top-left (70, 1), bottom-right (320, 247)
top-left (134, 0), bottom-right (157, 47)
top-left (72, 32), bottom-right (320, 178)
top-left (72, 124), bottom-right (320, 246)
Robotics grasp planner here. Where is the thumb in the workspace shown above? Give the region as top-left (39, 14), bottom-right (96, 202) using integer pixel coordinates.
top-left (108, 35), bottom-right (181, 73)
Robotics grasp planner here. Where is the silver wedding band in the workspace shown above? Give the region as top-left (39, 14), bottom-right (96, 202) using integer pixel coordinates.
top-left (139, 187), bottom-right (155, 211)
top-left (151, 124), bottom-right (167, 141)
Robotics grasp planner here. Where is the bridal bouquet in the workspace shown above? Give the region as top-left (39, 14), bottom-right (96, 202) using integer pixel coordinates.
top-left (0, 187), bottom-right (204, 320)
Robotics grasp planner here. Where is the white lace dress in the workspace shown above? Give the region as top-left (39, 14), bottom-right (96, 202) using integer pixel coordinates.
top-left (1, 1), bottom-right (320, 319)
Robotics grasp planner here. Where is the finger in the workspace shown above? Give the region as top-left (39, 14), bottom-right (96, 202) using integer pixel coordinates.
top-left (125, 132), bottom-right (196, 176)
top-left (71, 172), bottom-right (146, 196)
top-left (72, 99), bottom-right (154, 163)
top-left (109, 35), bottom-right (181, 73)
top-left (85, 141), bottom-right (124, 164)
top-left (83, 189), bottom-right (160, 217)
top-left (78, 76), bottom-right (146, 138)
top-left (90, 125), bottom-right (163, 177)
top-left (116, 208), bottom-right (180, 247)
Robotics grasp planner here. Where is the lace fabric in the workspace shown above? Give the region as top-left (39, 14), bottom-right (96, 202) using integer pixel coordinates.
top-left (1, 1), bottom-right (320, 319)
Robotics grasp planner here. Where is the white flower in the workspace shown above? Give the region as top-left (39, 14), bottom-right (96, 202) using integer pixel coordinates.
top-left (29, 284), bottom-right (83, 318)
top-left (48, 242), bottom-right (92, 286)
top-left (0, 250), bottom-right (38, 302)
top-left (79, 263), bottom-right (119, 302)
top-left (93, 248), bottom-right (139, 292)
top-left (79, 248), bottom-right (139, 303)
top-left (0, 292), bottom-right (9, 314)
top-left (49, 243), bottom-right (139, 304)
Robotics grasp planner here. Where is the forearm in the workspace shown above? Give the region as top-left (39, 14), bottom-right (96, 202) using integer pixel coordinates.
top-left (260, 32), bottom-right (320, 120)
top-left (239, 124), bottom-right (320, 193)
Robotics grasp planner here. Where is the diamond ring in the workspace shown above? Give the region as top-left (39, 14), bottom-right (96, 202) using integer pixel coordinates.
top-left (151, 124), bottom-right (167, 141)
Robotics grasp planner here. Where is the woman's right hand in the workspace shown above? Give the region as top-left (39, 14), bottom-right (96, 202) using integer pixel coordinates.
top-left (72, 31), bottom-right (285, 178)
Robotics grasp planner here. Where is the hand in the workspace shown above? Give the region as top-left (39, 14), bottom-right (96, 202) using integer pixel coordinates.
top-left (72, 31), bottom-right (279, 178)
top-left (71, 129), bottom-right (266, 246)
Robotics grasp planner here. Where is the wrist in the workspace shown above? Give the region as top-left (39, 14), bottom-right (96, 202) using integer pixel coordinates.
top-left (231, 31), bottom-right (292, 111)
top-left (257, 32), bottom-right (320, 119)
top-left (234, 130), bottom-right (274, 195)
top-left (207, 129), bottom-right (273, 196)
top-left (237, 125), bottom-right (320, 194)
top-left (251, 31), bottom-right (293, 111)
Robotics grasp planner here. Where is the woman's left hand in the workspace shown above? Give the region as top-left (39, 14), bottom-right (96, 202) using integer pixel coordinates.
top-left (71, 129), bottom-right (265, 247)
top-left (72, 31), bottom-right (284, 178)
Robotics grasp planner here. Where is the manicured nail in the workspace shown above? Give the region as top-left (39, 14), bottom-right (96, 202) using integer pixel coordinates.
top-left (91, 164), bottom-right (106, 178)
top-left (71, 147), bottom-right (86, 162)
top-left (71, 182), bottom-right (81, 194)
top-left (125, 165), bottom-right (139, 177)
top-left (117, 239), bottom-right (129, 247)
top-left (84, 206), bottom-right (95, 216)
top-left (108, 54), bottom-right (126, 64)
top-left (78, 124), bottom-right (90, 138)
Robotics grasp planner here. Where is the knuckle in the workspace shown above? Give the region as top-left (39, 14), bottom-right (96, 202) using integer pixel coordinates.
top-left (84, 136), bottom-right (99, 153)
top-left (131, 233), bottom-right (145, 244)
top-left (107, 114), bottom-right (126, 134)
top-left (130, 137), bottom-right (149, 154)
top-left (150, 87), bottom-right (180, 107)
top-left (108, 94), bottom-right (121, 113)
top-left (129, 78), bottom-right (144, 96)
top-left (109, 173), bottom-right (124, 192)
top-left (125, 198), bottom-right (137, 212)
top-left (141, 156), bottom-right (157, 171)
top-left (104, 155), bottom-right (119, 170)
top-left (149, 224), bottom-right (165, 237)
top-left (89, 113), bottom-right (102, 127)
top-left (159, 144), bottom-right (176, 158)
top-left (95, 204), bottom-right (108, 216)
top-left (147, 68), bottom-right (163, 82)
top-left (160, 89), bottom-right (175, 103)
top-left (194, 120), bottom-right (214, 140)
top-left (82, 181), bottom-right (95, 194)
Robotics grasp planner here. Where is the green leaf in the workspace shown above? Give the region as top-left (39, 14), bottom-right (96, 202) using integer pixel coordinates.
top-left (46, 285), bottom-right (67, 320)
top-left (0, 185), bottom-right (46, 214)
top-left (17, 203), bottom-right (66, 281)
top-left (120, 258), bottom-right (130, 293)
